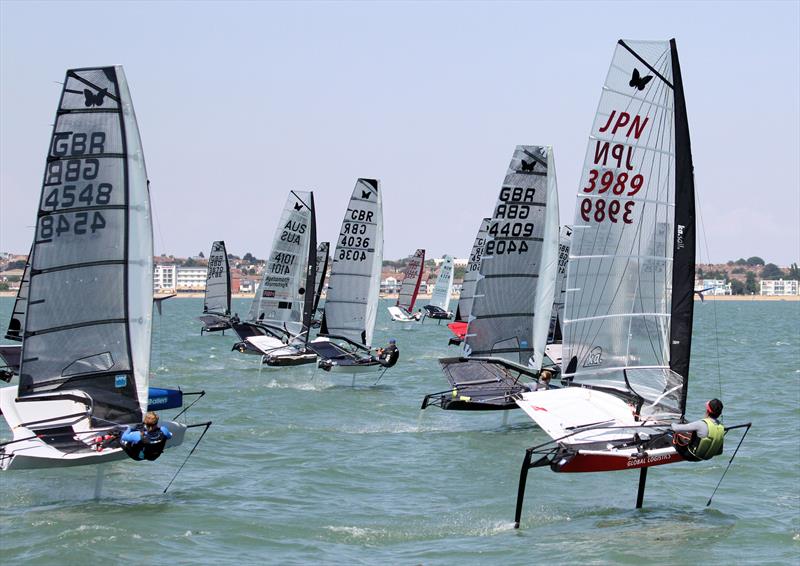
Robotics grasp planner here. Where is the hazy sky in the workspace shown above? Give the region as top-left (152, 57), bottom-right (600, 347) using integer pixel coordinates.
top-left (1, 1), bottom-right (798, 265)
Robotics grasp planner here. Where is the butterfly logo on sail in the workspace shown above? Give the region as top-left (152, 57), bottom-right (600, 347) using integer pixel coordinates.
top-left (361, 190), bottom-right (371, 199)
top-left (519, 159), bottom-right (536, 173)
top-left (294, 202), bottom-right (303, 211)
top-left (83, 88), bottom-right (108, 107)
top-left (629, 68), bottom-right (653, 91)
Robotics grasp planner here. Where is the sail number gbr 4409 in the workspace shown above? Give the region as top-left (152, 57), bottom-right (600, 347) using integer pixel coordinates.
top-left (487, 186), bottom-right (538, 255)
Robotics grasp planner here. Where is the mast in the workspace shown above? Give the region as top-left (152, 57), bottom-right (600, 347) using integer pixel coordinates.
top-left (4, 244), bottom-right (31, 341)
top-left (668, 38), bottom-right (696, 417)
top-left (302, 193), bottom-right (318, 348)
top-left (313, 242), bottom-right (330, 313)
top-left (397, 249), bottom-right (425, 314)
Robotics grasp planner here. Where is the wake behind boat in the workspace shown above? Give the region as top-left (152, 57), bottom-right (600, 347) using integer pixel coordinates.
top-left (0, 66), bottom-right (210, 470)
top-left (422, 145), bottom-right (560, 411)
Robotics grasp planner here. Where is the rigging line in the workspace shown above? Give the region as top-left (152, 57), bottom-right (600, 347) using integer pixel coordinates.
top-left (163, 421), bottom-right (212, 494)
top-left (695, 189), bottom-right (724, 398)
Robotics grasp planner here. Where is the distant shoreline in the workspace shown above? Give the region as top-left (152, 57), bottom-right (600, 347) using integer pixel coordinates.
top-left (0, 292), bottom-right (796, 301)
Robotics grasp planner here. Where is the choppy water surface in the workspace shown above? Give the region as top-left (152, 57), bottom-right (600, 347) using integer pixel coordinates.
top-left (1, 298), bottom-right (798, 564)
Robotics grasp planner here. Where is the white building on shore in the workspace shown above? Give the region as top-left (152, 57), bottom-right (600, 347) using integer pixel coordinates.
top-left (760, 279), bottom-right (799, 296)
top-left (154, 264), bottom-right (209, 292)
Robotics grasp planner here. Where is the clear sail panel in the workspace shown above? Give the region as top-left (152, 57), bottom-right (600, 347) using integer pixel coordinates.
top-left (204, 241), bottom-right (230, 316)
top-left (563, 40), bottom-right (681, 409)
top-left (397, 249), bottom-right (425, 314)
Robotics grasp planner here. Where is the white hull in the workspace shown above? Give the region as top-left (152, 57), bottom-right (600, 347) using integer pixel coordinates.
top-left (0, 386), bottom-right (186, 471)
top-left (387, 306), bottom-right (420, 325)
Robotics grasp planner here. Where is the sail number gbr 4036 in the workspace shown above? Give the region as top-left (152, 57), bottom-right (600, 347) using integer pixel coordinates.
top-left (487, 186), bottom-right (536, 255)
top-left (338, 207), bottom-right (374, 262)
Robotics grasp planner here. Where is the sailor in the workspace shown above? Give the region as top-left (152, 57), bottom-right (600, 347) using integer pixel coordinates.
top-left (533, 369), bottom-right (553, 391)
top-left (374, 338), bottom-right (400, 368)
top-left (119, 411), bottom-right (173, 462)
top-left (671, 399), bottom-right (725, 461)
top-left (412, 309), bottom-right (423, 321)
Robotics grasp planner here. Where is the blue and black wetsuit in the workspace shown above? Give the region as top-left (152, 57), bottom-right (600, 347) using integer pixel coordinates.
top-left (120, 425), bottom-right (173, 461)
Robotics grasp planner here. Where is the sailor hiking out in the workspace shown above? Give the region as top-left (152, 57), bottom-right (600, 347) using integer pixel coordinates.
top-left (373, 339), bottom-right (400, 368)
top-left (671, 399), bottom-right (725, 461)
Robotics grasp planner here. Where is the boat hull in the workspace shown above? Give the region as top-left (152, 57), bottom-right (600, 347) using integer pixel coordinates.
top-left (554, 447), bottom-right (685, 473)
top-left (0, 386), bottom-right (186, 471)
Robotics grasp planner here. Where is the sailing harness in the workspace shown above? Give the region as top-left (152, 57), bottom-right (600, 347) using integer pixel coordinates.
top-left (377, 344), bottom-right (399, 368)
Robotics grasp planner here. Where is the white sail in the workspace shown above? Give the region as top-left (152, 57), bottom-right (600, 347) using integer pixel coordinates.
top-left (551, 225), bottom-right (573, 334)
top-left (429, 255), bottom-right (454, 312)
top-left (561, 39), bottom-right (693, 419)
top-left (464, 145), bottom-right (557, 367)
top-left (454, 219), bottom-right (490, 323)
top-left (247, 191), bottom-right (315, 337)
top-left (313, 242), bottom-right (330, 313)
top-left (203, 240), bottom-right (230, 316)
top-left (321, 179), bottom-right (383, 347)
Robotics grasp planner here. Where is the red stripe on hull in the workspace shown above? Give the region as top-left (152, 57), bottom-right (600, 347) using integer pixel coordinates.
top-left (557, 451), bottom-right (685, 473)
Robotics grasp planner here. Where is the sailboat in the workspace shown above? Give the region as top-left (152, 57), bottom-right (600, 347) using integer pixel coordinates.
top-left (0, 245), bottom-right (31, 381)
top-left (312, 241), bottom-right (330, 326)
top-left (0, 66), bottom-right (208, 470)
top-left (198, 240), bottom-right (232, 334)
top-left (388, 249), bottom-right (425, 323)
top-left (423, 255), bottom-right (454, 320)
top-left (234, 191), bottom-right (319, 366)
top-left (447, 219), bottom-right (490, 345)
top-left (512, 39), bottom-right (747, 527)
top-left (421, 145), bottom-right (560, 410)
top-left (308, 179), bottom-right (388, 374)
top-left (542, 225), bottom-right (572, 365)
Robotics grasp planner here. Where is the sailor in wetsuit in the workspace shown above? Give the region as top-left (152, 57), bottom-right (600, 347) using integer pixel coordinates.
top-left (119, 411), bottom-right (173, 461)
top-left (671, 398), bottom-right (725, 461)
top-left (374, 338), bottom-right (400, 368)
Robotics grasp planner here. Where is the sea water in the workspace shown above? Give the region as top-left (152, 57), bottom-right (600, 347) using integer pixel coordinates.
top-left (0, 297), bottom-right (797, 564)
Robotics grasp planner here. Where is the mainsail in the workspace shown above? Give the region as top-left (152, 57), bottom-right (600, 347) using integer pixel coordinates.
top-left (313, 241), bottom-right (330, 313)
top-left (549, 226), bottom-right (573, 342)
top-left (561, 38), bottom-right (695, 420)
top-left (203, 240), bottom-right (231, 316)
top-left (320, 178), bottom-right (383, 347)
top-left (453, 219), bottom-right (490, 324)
top-left (464, 145), bottom-right (560, 369)
top-left (247, 191), bottom-right (316, 338)
top-left (4, 244), bottom-right (31, 341)
top-left (397, 249), bottom-right (425, 314)
top-left (18, 66), bottom-right (152, 424)
top-left (429, 256), bottom-right (454, 312)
